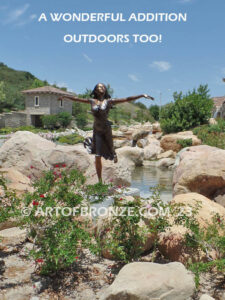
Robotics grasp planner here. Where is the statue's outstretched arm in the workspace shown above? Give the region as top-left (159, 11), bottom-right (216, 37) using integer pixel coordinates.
top-left (59, 96), bottom-right (91, 103)
top-left (111, 94), bottom-right (154, 104)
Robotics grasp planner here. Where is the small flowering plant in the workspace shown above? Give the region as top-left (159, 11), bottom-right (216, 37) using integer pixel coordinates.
top-left (20, 166), bottom-right (100, 274)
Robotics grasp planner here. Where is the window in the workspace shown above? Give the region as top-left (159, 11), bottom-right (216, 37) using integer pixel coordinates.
top-left (59, 99), bottom-right (63, 108)
top-left (34, 96), bottom-right (39, 107)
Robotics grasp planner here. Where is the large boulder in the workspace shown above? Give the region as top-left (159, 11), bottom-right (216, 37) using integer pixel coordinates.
top-left (113, 139), bottom-right (131, 149)
top-left (116, 146), bottom-right (144, 166)
top-left (173, 145), bottom-right (225, 198)
top-left (0, 227), bottom-right (27, 251)
top-left (132, 128), bottom-right (152, 142)
top-left (99, 262), bottom-right (195, 300)
top-left (156, 158), bottom-right (175, 169)
top-left (0, 131), bottom-right (131, 186)
top-left (95, 211), bottom-right (155, 260)
top-left (158, 193), bottom-right (225, 263)
top-left (143, 136), bottom-right (163, 160)
top-left (160, 131), bottom-right (201, 152)
top-left (0, 168), bottom-right (33, 195)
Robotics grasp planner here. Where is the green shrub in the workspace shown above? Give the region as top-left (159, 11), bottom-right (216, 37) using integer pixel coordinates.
top-left (57, 112), bottom-right (72, 128)
top-left (75, 111), bottom-right (88, 129)
top-left (41, 115), bottom-right (59, 129)
top-left (149, 105), bottom-right (160, 121)
top-left (57, 133), bottom-right (84, 144)
top-left (193, 119), bottom-right (225, 149)
top-left (177, 138), bottom-right (193, 149)
top-left (160, 85), bottom-right (214, 134)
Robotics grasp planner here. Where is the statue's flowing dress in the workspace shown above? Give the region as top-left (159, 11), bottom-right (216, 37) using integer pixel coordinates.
top-left (83, 99), bottom-right (116, 160)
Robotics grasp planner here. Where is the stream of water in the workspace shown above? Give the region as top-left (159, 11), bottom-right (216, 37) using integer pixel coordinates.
top-left (131, 165), bottom-right (173, 202)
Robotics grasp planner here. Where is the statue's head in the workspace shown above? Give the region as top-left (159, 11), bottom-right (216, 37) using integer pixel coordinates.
top-left (91, 83), bottom-right (111, 100)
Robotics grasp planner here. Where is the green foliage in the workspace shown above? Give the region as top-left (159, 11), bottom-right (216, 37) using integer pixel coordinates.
top-left (149, 105), bottom-right (160, 121)
top-left (177, 138), bottom-right (193, 149)
top-left (30, 78), bottom-right (48, 88)
top-left (57, 112), bottom-right (72, 128)
top-left (57, 133), bottom-right (84, 145)
top-left (41, 112), bottom-right (72, 129)
top-left (134, 102), bottom-right (147, 109)
top-left (160, 85), bottom-right (214, 134)
top-left (193, 119), bottom-right (225, 149)
top-left (0, 81), bottom-right (6, 110)
top-left (41, 115), bottom-right (58, 129)
top-left (0, 168), bottom-right (103, 275)
top-left (75, 111), bottom-right (88, 129)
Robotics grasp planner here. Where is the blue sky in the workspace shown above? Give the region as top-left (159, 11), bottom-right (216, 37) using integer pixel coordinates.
top-left (0, 0), bottom-right (225, 107)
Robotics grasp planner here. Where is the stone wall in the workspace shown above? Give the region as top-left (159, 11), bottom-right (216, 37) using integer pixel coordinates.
top-left (25, 94), bottom-right (73, 115)
top-left (0, 112), bottom-right (27, 128)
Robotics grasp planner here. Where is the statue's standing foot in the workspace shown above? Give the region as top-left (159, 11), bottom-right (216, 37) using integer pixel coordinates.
top-left (113, 154), bottom-right (118, 164)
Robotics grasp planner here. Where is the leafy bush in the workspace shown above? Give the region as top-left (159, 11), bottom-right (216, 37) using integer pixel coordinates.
top-left (193, 119), bottom-right (225, 149)
top-left (0, 167), bottom-right (110, 274)
top-left (160, 85), bottom-right (214, 134)
top-left (177, 138), bottom-right (193, 149)
top-left (57, 112), bottom-right (72, 128)
top-left (57, 133), bottom-right (84, 145)
top-left (41, 115), bottom-right (58, 129)
top-left (75, 111), bottom-right (88, 129)
top-left (149, 105), bottom-right (160, 121)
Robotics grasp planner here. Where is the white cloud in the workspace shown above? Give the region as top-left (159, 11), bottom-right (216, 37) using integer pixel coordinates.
top-left (83, 53), bottom-right (92, 63)
top-left (30, 14), bottom-right (37, 20)
top-left (3, 3), bottom-right (30, 25)
top-left (128, 74), bottom-right (140, 82)
top-left (222, 68), bottom-right (225, 75)
top-left (150, 61), bottom-right (171, 72)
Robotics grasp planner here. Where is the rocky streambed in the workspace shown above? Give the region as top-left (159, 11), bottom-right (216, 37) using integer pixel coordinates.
top-left (0, 122), bottom-right (225, 300)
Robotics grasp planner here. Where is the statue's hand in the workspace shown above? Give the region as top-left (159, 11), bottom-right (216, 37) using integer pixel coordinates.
top-left (143, 94), bottom-right (154, 100)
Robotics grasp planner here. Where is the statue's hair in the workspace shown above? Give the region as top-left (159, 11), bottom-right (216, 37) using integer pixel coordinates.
top-left (90, 83), bottom-right (111, 100)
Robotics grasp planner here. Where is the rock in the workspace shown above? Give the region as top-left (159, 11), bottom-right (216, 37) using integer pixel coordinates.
top-left (132, 128), bottom-right (151, 142)
top-left (155, 132), bottom-right (163, 139)
top-left (95, 215), bottom-right (155, 260)
top-left (157, 150), bottom-right (176, 159)
top-left (0, 227), bottom-right (27, 250)
top-left (200, 294), bottom-right (215, 300)
top-left (160, 131), bottom-right (201, 152)
top-left (156, 158), bottom-right (175, 169)
top-left (152, 122), bottom-right (161, 133)
top-left (0, 219), bottom-right (20, 231)
top-left (214, 194), bottom-right (225, 208)
top-left (172, 193), bottom-right (225, 226)
top-left (117, 146), bottom-right (144, 166)
top-left (209, 118), bottom-right (217, 125)
top-left (0, 254), bottom-right (35, 298)
top-left (158, 193), bottom-right (225, 263)
top-left (137, 138), bottom-right (148, 148)
top-left (173, 145), bottom-right (225, 198)
top-left (99, 262), bottom-right (195, 300)
top-left (143, 137), bottom-right (163, 160)
top-left (0, 167), bottom-right (33, 195)
top-left (0, 131), bottom-right (131, 186)
top-left (113, 139), bottom-right (131, 149)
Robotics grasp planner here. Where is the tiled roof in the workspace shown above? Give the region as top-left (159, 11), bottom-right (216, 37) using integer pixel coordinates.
top-left (212, 97), bottom-right (225, 107)
top-left (21, 86), bottom-right (74, 97)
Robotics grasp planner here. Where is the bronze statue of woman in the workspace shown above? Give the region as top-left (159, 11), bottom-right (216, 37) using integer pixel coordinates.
top-left (60, 83), bottom-right (154, 182)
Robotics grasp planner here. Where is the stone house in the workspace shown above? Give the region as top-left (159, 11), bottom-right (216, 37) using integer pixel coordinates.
top-left (212, 97), bottom-right (225, 119)
top-left (0, 86), bottom-right (75, 128)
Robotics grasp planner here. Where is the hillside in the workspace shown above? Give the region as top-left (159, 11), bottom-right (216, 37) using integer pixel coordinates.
top-left (0, 63), bottom-right (154, 124)
top-left (0, 62), bottom-right (48, 111)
